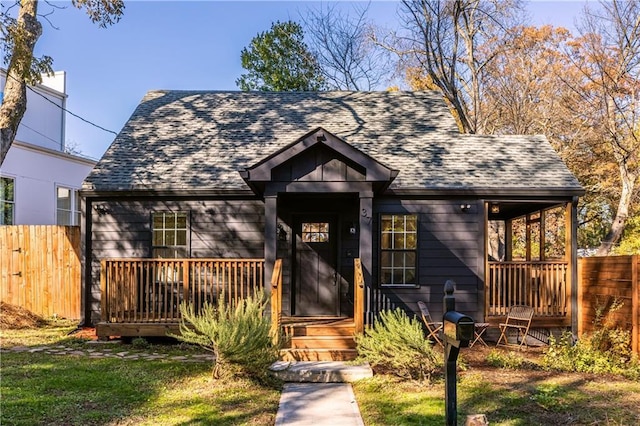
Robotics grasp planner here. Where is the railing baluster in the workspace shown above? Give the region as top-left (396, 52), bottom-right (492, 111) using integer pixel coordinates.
top-left (102, 258), bottom-right (266, 325)
top-left (487, 261), bottom-right (569, 319)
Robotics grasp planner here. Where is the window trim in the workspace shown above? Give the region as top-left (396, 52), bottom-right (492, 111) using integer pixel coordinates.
top-left (379, 213), bottom-right (419, 288)
top-left (1, 175), bottom-right (16, 225)
top-left (151, 211), bottom-right (190, 258)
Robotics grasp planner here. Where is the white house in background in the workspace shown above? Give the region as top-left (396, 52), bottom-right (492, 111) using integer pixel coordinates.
top-left (0, 70), bottom-right (96, 225)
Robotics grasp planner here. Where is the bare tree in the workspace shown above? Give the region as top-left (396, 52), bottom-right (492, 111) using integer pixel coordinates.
top-left (376, 0), bottom-right (524, 133)
top-left (303, 3), bottom-right (391, 90)
top-left (0, 0), bottom-right (124, 166)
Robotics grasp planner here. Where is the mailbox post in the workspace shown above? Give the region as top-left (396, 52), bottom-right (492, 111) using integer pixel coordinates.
top-left (442, 280), bottom-right (474, 426)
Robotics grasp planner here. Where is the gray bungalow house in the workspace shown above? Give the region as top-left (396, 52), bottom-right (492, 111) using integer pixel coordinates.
top-left (82, 91), bottom-right (583, 359)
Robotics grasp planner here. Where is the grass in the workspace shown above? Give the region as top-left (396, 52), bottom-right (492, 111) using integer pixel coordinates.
top-left (3, 306), bottom-right (640, 425)
top-left (353, 346), bottom-right (640, 426)
top-left (0, 317), bottom-right (281, 425)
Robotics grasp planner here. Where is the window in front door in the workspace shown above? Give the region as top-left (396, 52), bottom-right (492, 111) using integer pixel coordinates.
top-left (301, 222), bottom-right (329, 243)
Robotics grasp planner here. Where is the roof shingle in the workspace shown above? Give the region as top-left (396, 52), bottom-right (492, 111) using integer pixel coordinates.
top-left (83, 90), bottom-right (583, 194)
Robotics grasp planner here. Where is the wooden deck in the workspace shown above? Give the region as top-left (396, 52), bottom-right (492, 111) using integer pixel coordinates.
top-left (97, 258), bottom-right (264, 339)
top-left (97, 257), bottom-right (572, 344)
top-left (487, 261), bottom-right (570, 326)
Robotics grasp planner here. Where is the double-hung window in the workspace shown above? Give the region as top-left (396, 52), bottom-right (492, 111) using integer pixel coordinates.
top-left (380, 214), bottom-right (418, 286)
top-left (1, 176), bottom-right (15, 225)
top-left (56, 186), bottom-right (81, 225)
top-left (152, 212), bottom-right (188, 258)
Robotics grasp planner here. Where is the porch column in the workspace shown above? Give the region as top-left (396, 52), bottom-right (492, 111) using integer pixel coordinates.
top-left (359, 191), bottom-right (373, 324)
top-left (264, 194), bottom-right (277, 300)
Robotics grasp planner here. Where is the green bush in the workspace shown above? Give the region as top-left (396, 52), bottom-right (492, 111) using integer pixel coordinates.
top-left (486, 349), bottom-right (527, 369)
top-left (355, 308), bottom-right (440, 381)
top-left (543, 331), bottom-right (640, 379)
top-left (542, 299), bottom-right (640, 380)
top-left (131, 337), bottom-right (149, 349)
top-left (170, 289), bottom-right (280, 381)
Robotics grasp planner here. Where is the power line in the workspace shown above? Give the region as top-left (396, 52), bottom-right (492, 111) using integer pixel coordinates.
top-left (17, 121), bottom-right (99, 161)
top-left (18, 121), bottom-right (63, 149)
top-left (4, 71), bottom-right (118, 136)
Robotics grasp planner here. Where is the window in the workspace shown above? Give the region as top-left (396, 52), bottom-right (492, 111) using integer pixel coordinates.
top-left (1, 176), bottom-right (15, 225)
top-left (302, 222), bottom-right (329, 243)
top-left (56, 187), bottom-right (81, 225)
top-left (380, 214), bottom-right (417, 286)
top-left (152, 212), bottom-right (188, 258)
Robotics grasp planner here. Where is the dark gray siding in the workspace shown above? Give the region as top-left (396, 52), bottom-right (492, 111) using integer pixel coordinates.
top-left (372, 198), bottom-right (483, 322)
top-left (88, 198), bottom-right (265, 323)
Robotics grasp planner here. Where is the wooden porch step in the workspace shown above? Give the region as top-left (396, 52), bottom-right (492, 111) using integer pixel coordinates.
top-left (279, 317), bottom-right (358, 361)
top-left (280, 349), bottom-right (358, 362)
top-left (288, 336), bottom-right (356, 350)
top-left (286, 324), bottom-right (355, 337)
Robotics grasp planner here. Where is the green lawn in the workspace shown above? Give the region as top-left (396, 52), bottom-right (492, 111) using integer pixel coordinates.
top-left (3, 323), bottom-right (640, 425)
top-left (353, 347), bottom-right (640, 426)
top-left (0, 324), bottom-right (281, 425)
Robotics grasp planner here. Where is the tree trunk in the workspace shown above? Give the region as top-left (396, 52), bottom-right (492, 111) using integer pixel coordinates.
top-left (595, 162), bottom-right (637, 256)
top-left (0, 0), bottom-right (42, 166)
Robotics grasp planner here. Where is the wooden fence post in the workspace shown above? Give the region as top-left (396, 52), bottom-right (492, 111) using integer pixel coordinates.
top-left (632, 255), bottom-right (638, 354)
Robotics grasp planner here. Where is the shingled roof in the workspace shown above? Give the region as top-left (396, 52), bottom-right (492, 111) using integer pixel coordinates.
top-left (83, 90), bottom-right (583, 195)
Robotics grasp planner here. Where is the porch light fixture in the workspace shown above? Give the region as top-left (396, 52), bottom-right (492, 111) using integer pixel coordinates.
top-left (94, 204), bottom-right (110, 216)
top-left (490, 203), bottom-right (500, 214)
top-left (460, 204), bottom-right (471, 213)
top-left (277, 224), bottom-right (287, 241)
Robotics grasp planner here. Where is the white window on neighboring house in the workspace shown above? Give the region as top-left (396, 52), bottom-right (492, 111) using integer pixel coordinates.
top-left (56, 186), bottom-right (81, 225)
top-left (1, 176), bottom-right (15, 225)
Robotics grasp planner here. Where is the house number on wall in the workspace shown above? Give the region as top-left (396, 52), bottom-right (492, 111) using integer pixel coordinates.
top-left (361, 208), bottom-right (372, 224)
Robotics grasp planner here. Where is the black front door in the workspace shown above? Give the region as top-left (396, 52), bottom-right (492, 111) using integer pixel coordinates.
top-left (294, 215), bottom-right (339, 316)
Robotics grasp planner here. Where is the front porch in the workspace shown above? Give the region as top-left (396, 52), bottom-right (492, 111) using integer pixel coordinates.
top-left (96, 249), bottom-right (573, 348)
top-left (96, 258), bottom-right (265, 338)
top-left (484, 200), bottom-right (577, 331)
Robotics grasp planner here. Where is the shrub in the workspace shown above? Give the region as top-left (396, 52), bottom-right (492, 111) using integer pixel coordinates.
top-left (170, 289), bottom-right (280, 380)
top-left (486, 349), bottom-right (526, 369)
top-left (131, 337), bottom-right (149, 349)
top-left (355, 308), bottom-right (440, 381)
top-left (542, 298), bottom-right (640, 380)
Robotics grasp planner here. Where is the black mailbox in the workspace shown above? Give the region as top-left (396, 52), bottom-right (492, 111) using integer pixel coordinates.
top-left (443, 311), bottom-right (474, 347)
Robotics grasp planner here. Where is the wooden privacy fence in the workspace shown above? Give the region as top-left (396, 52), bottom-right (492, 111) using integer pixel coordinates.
top-left (578, 255), bottom-right (639, 354)
top-left (101, 258), bottom-right (264, 323)
top-left (0, 225), bottom-right (81, 319)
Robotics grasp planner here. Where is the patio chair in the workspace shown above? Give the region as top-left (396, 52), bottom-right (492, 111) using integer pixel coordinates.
top-left (496, 305), bottom-right (534, 349)
top-left (417, 301), bottom-right (443, 347)
top-left (470, 322), bottom-right (490, 348)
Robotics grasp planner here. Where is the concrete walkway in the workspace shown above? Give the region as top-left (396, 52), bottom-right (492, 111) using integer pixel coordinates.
top-left (275, 383), bottom-right (364, 426)
top-left (271, 361), bottom-right (371, 426)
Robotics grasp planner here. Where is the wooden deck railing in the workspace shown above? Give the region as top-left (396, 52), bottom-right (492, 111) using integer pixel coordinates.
top-left (354, 258), bottom-right (365, 334)
top-left (270, 259), bottom-right (283, 341)
top-left (100, 258), bottom-right (264, 323)
top-left (487, 261), bottom-right (569, 318)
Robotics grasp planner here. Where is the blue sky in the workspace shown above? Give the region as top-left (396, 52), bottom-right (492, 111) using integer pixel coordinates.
top-left (32, 1), bottom-right (588, 160)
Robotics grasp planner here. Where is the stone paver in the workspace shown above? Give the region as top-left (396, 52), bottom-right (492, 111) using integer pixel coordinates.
top-left (1, 345), bottom-right (213, 363)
